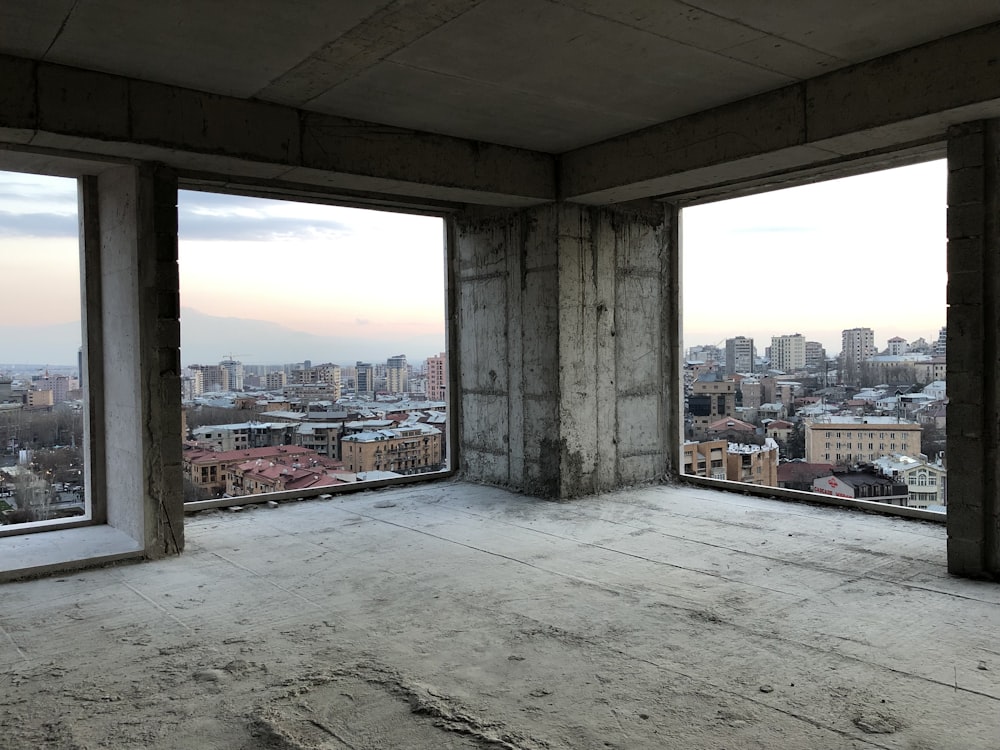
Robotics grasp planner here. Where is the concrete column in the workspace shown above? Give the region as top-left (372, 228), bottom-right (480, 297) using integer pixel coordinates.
top-left (91, 164), bottom-right (183, 556)
top-left (946, 121), bottom-right (1000, 578)
top-left (453, 201), bottom-right (676, 499)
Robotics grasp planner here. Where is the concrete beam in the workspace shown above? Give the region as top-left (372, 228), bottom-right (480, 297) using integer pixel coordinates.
top-left (0, 54), bottom-right (556, 207)
top-left (562, 22), bottom-right (1000, 204)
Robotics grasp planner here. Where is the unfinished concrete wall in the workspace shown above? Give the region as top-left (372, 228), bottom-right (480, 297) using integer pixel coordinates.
top-left (452, 205), bottom-right (561, 496)
top-left (453, 202), bottom-right (676, 499)
top-left (947, 121), bottom-right (1000, 578)
top-left (94, 164), bottom-right (183, 556)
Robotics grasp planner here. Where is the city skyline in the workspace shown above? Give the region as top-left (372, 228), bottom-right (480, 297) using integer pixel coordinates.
top-left (3, 161), bottom-right (947, 363)
top-left (0, 171), bottom-right (447, 365)
top-left (682, 159), bottom-right (947, 355)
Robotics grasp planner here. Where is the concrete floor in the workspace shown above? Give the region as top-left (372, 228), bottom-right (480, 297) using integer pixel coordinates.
top-left (1, 480), bottom-right (998, 749)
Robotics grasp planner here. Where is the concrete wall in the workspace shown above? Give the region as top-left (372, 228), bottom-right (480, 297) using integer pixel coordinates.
top-left (453, 201), bottom-right (678, 498)
top-left (93, 165), bottom-right (183, 556)
top-left (946, 120), bottom-right (1000, 578)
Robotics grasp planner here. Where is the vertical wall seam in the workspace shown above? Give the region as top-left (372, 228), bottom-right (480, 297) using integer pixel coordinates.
top-left (983, 121), bottom-right (999, 573)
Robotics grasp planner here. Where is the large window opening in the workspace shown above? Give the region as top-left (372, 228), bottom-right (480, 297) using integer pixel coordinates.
top-left (681, 160), bottom-right (947, 514)
top-left (178, 190), bottom-right (448, 508)
top-left (0, 171), bottom-right (88, 529)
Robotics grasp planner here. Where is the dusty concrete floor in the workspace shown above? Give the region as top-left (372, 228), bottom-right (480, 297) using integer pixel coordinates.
top-left (1, 480), bottom-right (998, 749)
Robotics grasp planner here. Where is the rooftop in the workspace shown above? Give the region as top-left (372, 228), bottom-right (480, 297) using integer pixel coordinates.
top-left (2, 481), bottom-right (996, 748)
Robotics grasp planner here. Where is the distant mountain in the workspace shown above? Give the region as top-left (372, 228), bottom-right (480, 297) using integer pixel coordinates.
top-left (0, 310), bottom-right (445, 370)
top-left (179, 308), bottom-right (445, 366)
top-left (0, 321), bottom-right (81, 367)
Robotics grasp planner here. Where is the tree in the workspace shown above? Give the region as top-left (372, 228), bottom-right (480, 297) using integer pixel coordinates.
top-left (183, 476), bottom-right (209, 503)
top-left (785, 423), bottom-right (806, 460)
top-left (922, 423), bottom-right (946, 461)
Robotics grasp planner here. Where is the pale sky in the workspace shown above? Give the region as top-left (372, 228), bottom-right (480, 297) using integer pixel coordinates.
top-left (0, 160), bottom-right (948, 365)
top-left (682, 159), bottom-right (947, 356)
top-left (176, 189), bottom-right (446, 364)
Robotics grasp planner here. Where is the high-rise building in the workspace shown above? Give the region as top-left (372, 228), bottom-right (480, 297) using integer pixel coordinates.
top-left (356, 362), bottom-right (374, 396)
top-left (805, 341), bottom-right (827, 371)
top-left (220, 358), bottom-right (244, 392)
top-left (265, 371), bottom-right (287, 390)
top-left (887, 337), bottom-right (909, 356)
top-left (841, 327), bottom-right (876, 383)
top-left (386, 355), bottom-right (408, 394)
top-left (426, 352), bottom-right (447, 402)
top-left (770, 334), bottom-right (806, 373)
top-left (724, 336), bottom-right (754, 375)
top-left (935, 326), bottom-right (947, 356)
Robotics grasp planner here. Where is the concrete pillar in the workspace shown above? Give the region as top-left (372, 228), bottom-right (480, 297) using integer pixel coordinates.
top-left (452, 201), bottom-right (678, 499)
top-left (946, 121), bottom-right (1000, 578)
top-left (87, 164), bottom-right (183, 556)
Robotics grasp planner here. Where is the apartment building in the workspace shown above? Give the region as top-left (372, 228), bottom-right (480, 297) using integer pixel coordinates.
top-left (873, 454), bottom-right (948, 508)
top-left (769, 334), bottom-right (806, 373)
top-left (386, 355), bottom-right (408, 394)
top-left (724, 336), bottom-right (754, 376)
top-left (341, 425), bottom-right (443, 475)
top-left (183, 445), bottom-right (323, 497)
top-left (190, 422), bottom-right (297, 452)
top-left (805, 417), bottom-right (922, 466)
top-left (688, 375), bottom-right (736, 439)
top-left (841, 327), bottom-right (876, 384)
top-left (682, 440), bottom-right (727, 480)
top-left (727, 439), bottom-right (779, 487)
top-left (426, 352), bottom-right (447, 401)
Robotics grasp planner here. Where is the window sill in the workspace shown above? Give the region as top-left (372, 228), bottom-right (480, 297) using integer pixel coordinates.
top-left (0, 525), bottom-right (143, 582)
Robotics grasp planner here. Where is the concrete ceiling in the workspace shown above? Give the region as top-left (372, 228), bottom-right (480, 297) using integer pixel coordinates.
top-left (3, 0), bottom-right (1000, 154)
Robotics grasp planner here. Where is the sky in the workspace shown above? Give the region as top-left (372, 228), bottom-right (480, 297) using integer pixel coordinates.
top-left (0, 172), bottom-right (446, 366)
top-left (0, 160), bottom-right (947, 366)
top-left (682, 159), bottom-right (947, 356)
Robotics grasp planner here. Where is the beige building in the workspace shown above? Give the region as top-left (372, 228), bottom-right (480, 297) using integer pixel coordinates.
top-left (805, 418), bottom-right (922, 466)
top-left (341, 425), bottom-right (443, 475)
top-left (294, 422), bottom-right (344, 460)
top-left (386, 355), bottom-right (408, 394)
top-left (726, 439), bottom-right (779, 487)
top-left (26, 389), bottom-right (54, 408)
top-left (426, 352), bottom-right (447, 402)
top-left (288, 364), bottom-right (341, 398)
top-left (683, 438), bottom-right (779, 487)
top-left (770, 334), bottom-right (806, 373)
top-left (183, 445), bottom-right (322, 497)
top-left (688, 376), bottom-right (736, 439)
top-left (265, 371), bottom-right (287, 390)
top-left (913, 357), bottom-right (947, 385)
top-left (682, 440), bottom-right (727, 480)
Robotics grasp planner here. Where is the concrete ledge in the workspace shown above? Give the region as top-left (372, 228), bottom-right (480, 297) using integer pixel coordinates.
top-left (183, 470), bottom-right (455, 513)
top-left (680, 475), bottom-right (947, 523)
top-left (0, 525), bottom-right (143, 582)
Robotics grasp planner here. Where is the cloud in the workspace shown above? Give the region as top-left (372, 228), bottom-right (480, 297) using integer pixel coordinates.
top-left (178, 211), bottom-right (351, 241)
top-left (0, 181), bottom-right (72, 202)
top-left (0, 210), bottom-right (77, 238)
top-left (730, 225), bottom-right (816, 234)
top-left (178, 192), bottom-right (352, 241)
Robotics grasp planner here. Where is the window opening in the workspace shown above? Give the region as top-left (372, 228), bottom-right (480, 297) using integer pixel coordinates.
top-left (178, 190), bottom-right (448, 507)
top-left (681, 161), bottom-right (947, 514)
top-left (0, 171), bottom-right (88, 528)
